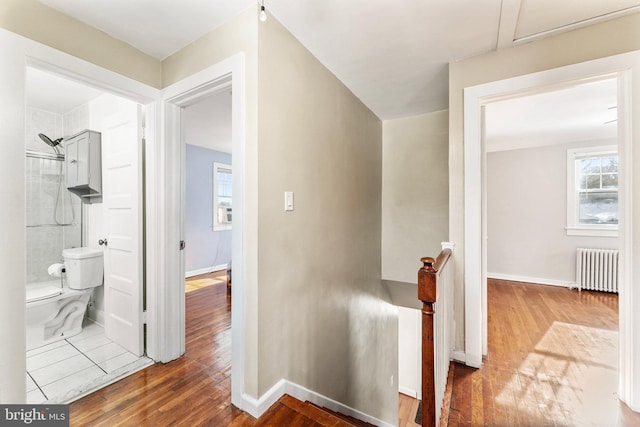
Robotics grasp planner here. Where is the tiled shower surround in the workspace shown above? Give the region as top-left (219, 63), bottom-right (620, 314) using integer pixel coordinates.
top-left (26, 106), bottom-right (82, 284)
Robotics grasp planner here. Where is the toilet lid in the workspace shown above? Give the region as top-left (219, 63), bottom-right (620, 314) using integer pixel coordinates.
top-left (26, 285), bottom-right (62, 303)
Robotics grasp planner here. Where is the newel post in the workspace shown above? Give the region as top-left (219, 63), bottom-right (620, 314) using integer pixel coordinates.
top-left (418, 256), bottom-right (437, 427)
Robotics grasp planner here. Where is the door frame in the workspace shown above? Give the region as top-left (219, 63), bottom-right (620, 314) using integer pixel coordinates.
top-left (159, 52), bottom-right (251, 410)
top-left (0, 26), bottom-right (159, 401)
top-left (463, 50), bottom-right (640, 410)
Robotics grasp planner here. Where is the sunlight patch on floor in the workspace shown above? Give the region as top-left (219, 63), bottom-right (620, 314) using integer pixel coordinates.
top-left (495, 321), bottom-right (618, 426)
top-left (185, 272), bottom-right (226, 293)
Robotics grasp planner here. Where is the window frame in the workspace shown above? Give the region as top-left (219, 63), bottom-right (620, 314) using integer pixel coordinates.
top-left (566, 145), bottom-right (618, 237)
top-left (213, 162), bottom-right (232, 232)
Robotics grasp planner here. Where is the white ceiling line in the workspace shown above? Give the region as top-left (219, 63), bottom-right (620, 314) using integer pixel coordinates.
top-left (496, 0), bottom-right (522, 50)
top-left (513, 5), bottom-right (640, 45)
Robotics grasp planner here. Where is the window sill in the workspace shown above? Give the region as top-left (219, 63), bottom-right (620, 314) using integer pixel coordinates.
top-left (566, 227), bottom-right (618, 237)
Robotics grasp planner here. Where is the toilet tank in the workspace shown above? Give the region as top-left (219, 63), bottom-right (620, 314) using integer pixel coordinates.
top-left (62, 247), bottom-right (104, 289)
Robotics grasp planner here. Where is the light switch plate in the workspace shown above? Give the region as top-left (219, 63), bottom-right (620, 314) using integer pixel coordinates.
top-left (284, 191), bottom-right (294, 211)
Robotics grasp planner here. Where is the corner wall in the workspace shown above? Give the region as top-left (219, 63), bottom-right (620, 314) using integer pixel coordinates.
top-left (449, 12), bottom-right (640, 351)
top-left (257, 15), bottom-right (397, 424)
top-left (382, 110), bottom-right (449, 283)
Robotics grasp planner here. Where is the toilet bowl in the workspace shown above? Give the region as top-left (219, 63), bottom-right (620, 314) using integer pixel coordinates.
top-left (26, 248), bottom-right (103, 350)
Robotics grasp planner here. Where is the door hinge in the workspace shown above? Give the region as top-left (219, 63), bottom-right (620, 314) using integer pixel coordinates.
top-left (180, 240), bottom-right (186, 250)
top-left (142, 310), bottom-right (148, 324)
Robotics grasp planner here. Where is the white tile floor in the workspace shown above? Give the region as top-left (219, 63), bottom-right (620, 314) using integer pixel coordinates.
top-left (26, 320), bottom-right (152, 404)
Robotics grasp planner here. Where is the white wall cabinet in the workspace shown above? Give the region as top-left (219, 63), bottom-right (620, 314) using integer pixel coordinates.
top-left (66, 129), bottom-right (102, 202)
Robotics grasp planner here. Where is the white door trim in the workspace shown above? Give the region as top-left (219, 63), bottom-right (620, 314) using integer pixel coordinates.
top-left (0, 27), bottom-right (160, 401)
top-left (463, 50), bottom-right (640, 410)
top-left (160, 52), bottom-right (250, 410)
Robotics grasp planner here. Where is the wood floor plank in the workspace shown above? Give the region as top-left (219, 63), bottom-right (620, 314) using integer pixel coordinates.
top-left (70, 279), bottom-right (377, 426)
top-left (448, 280), bottom-right (640, 426)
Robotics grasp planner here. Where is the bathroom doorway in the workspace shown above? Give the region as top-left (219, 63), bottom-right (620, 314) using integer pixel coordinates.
top-left (24, 66), bottom-right (151, 404)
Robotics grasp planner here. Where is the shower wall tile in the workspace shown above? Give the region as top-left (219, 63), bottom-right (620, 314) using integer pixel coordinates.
top-left (26, 104), bottom-right (88, 285)
top-left (27, 226), bottom-right (63, 284)
top-left (63, 104), bottom-right (89, 137)
top-left (25, 107), bottom-right (63, 153)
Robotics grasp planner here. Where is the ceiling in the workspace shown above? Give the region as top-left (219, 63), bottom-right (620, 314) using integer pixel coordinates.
top-left (26, 67), bottom-right (103, 114)
top-left (36, 0), bottom-right (640, 120)
top-left (184, 90), bottom-right (233, 154)
top-left (485, 78), bottom-right (618, 152)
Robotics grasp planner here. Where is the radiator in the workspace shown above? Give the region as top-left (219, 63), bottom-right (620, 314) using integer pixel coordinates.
top-left (576, 248), bottom-right (619, 293)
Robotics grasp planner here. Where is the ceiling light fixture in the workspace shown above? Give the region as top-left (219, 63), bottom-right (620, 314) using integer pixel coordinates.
top-left (259, 0), bottom-right (267, 22)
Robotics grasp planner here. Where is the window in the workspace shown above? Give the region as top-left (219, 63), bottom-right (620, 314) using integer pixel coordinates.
top-left (213, 162), bottom-right (232, 231)
top-left (566, 146), bottom-right (617, 237)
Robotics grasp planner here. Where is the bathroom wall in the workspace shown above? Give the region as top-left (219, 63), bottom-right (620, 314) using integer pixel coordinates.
top-left (25, 107), bottom-right (82, 284)
top-left (185, 144), bottom-right (232, 275)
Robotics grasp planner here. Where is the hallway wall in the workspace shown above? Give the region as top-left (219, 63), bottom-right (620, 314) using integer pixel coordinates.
top-left (0, 0), bottom-right (160, 88)
top-left (382, 110), bottom-right (449, 283)
top-left (257, 14), bottom-right (396, 425)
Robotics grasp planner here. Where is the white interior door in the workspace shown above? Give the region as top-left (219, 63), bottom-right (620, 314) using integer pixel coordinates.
top-left (102, 104), bottom-right (144, 356)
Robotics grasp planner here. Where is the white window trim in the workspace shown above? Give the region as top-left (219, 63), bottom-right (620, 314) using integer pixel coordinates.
top-left (566, 145), bottom-right (618, 237)
top-left (213, 162), bottom-right (232, 231)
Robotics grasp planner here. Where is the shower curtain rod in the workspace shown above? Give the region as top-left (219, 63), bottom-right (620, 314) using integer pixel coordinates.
top-left (25, 150), bottom-right (64, 161)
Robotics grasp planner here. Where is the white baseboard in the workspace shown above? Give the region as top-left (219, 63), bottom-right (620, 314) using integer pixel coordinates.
top-left (242, 379), bottom-right (394, 427)
top-left (451, 350), bottom-right (466, 363)
top-left (241, 379), bottom-right (287, 419)
top-left (399, 386), bottom-right (418, 399)
top-left (487, 272), bottom-right (575, 289)
top-left (185, 264), bottom-right (228, 278)
top-left (87, 306), bottom-right (104, 326)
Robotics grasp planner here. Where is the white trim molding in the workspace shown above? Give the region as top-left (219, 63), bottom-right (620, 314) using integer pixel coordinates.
top-left (451, 350), bottom-right (466, 364)
top-left (487, 273), bottom-right (574, 289)
top-left (160, 52), bottom-right (252, 411)
top-left (463, 50), bottom-right (640, 411)
top-left (185, 264), bottom-right (228, 278)
top-left (242, 379), bottom-right (394, 427)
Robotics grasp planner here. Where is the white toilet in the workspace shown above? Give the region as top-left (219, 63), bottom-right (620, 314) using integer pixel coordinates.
top-left (26, 248), bottom-right (103, 350)
top-left (63, 247), bottom-right (104, 289)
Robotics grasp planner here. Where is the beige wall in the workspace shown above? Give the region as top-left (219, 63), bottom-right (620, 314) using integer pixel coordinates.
top-left (162, 6), bottom-right (261, 398)
top-left (162, 7), bottom-right (256, 88)
top-left (257, 16), bottom-right (397, 424)
top-left (449, 13), bottom-right (640, 350)
top-left (382, 110), bottom-right (449, 283)
top-left (0, 0), bottom-right (161, 88)
top-left (487, 141), bottom-right (618, 283)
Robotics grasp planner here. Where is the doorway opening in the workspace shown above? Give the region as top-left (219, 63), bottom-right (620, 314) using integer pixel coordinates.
top-left (463, 52), bottom-right (639, 410)
top-left (24, 66), bottom-right (151, 403)
top-left (475, 76), bottom-right (623, 423)
top-left (161, 53), bottom-right (249, 410)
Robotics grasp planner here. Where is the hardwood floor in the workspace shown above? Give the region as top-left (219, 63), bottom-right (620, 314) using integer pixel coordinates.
top-left (69, 279), bottom-right (392, 426)
top-left (447, 279), bottom-right (640, 426)
top-left (398, 393), bottom-right (421, 427)
top-left (71, 277), bottom-right (640, 426)
top-left (69, 281), bottom-right (240, 426)
top-left (185, 270), bottom-right (227, 293)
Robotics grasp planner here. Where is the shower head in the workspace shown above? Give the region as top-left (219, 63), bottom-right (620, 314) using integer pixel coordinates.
top-left (38, 133), bottom-right (63, 147)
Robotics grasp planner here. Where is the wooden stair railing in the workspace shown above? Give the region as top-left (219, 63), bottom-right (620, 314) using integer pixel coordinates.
top-left (418, 248), bottom-right (452, 427)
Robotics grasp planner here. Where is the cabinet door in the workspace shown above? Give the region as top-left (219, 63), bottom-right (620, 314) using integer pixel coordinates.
top-left (76, 132), bottom-right (90, 186)
top-left (65, 136), bottom-right (79, 188)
